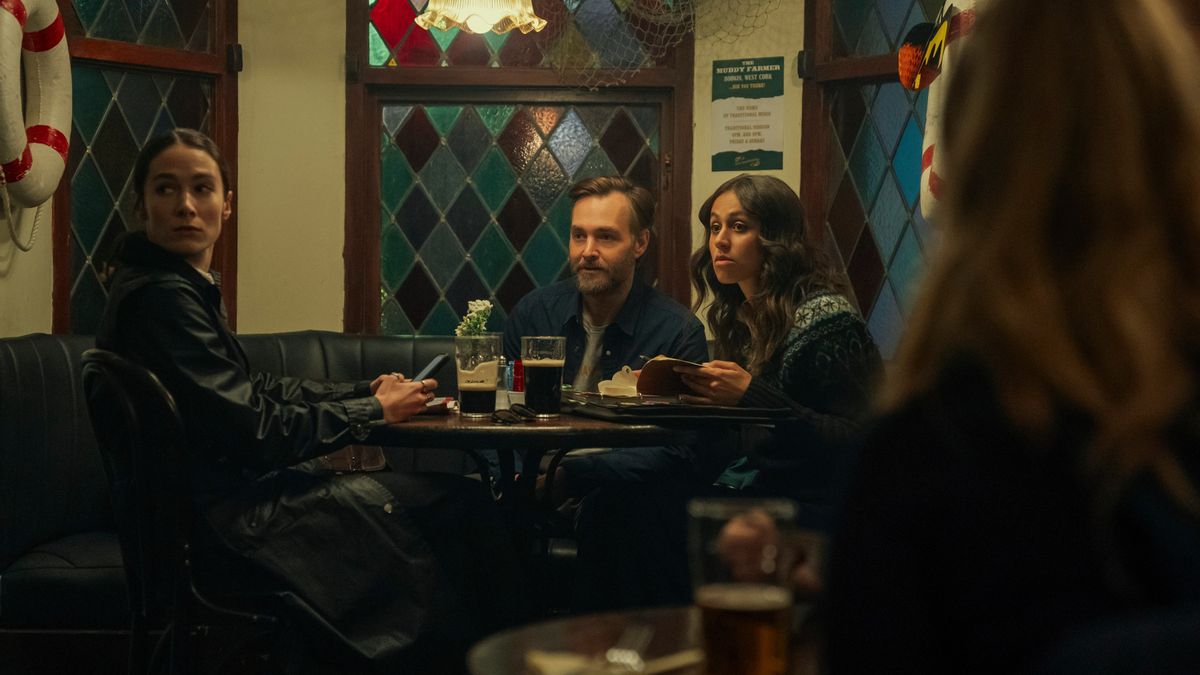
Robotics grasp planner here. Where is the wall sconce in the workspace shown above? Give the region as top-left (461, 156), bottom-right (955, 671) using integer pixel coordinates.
top-left (415, 0), bottom-right (547, 34)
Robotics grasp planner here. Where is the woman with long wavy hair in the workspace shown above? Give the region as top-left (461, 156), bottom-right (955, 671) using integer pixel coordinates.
top-left (825, 0), bottom-right (1200, 671)
top-left (681, 174), bottom-right (881, 524)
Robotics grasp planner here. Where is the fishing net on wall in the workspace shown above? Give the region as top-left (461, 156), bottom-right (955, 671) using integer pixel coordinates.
top-left (543, 0), bottom-right (784, 89)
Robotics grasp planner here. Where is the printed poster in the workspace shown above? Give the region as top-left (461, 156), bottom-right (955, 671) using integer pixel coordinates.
top-left (711, 56), bottom-right (785, 171)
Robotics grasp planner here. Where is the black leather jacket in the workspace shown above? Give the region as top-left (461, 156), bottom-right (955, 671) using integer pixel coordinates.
top-left (96, 233), bottom-right (434, 662)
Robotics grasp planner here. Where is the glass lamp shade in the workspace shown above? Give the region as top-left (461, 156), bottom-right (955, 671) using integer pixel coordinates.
top-left (415, 0), bottom-right (548, 34)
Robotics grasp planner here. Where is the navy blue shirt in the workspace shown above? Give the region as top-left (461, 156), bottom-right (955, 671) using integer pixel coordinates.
top-left (503, 278), bottom-right (708, 382)
top-left (503, 277), bottom-right (709, 494)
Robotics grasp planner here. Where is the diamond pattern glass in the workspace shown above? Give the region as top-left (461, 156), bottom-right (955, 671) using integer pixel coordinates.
top-left (825, 76), bottom-right (930, 356)
top-left (69, 64), bottom-right (212, 334)
top-left (380, 101), bottom-right (660, 334)
top-left (834, 0), bottom-right (932, 58)
top-left (368, 0), bottom-right (666, 69)
top-left (73, 0), bottom-right (213, 51)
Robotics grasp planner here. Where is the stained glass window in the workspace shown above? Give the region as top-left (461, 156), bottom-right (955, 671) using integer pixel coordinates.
top-left (820, 0), bottom-right (943, 357)
top-left (380, 102), bottom-right (660, 335)
top-left (67, 65), bottom-right (212, 334)
top-left (71, 0), bottom-right (213, 51)
top-left (824, 80), bottom-right (929, 360)
top-left (368, 0), bottom-right (663, 69)
top-left (833, 0), bottom-right (944, 58)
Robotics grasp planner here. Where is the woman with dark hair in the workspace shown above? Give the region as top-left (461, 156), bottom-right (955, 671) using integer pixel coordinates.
top-left (824, 0), bottom-right (1200, 671)
top-left (682, 174), bottom-right (881, 522)
top-left (571, 177), bottom-right (879, 612)
top-left (97, 128), bottom-right (524, 673)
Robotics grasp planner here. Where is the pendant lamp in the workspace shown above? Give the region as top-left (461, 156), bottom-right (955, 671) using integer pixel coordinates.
top-left (415, 0), bottom-right (548, 34)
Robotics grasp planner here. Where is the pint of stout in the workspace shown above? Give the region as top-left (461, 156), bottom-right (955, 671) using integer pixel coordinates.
top-left (454, 335), bottom-right (500, 418)
top-left (520, 336), bottom-right (566, 418)
top-left (696, 583), bottom-right (791, 675)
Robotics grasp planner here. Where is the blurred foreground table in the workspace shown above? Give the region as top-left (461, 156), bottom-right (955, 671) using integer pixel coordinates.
top-left (467, 605), bottom-right (819, 675)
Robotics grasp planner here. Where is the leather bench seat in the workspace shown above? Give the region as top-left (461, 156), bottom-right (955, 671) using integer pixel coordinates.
top-left (0, 331), bottom-right (459, 631)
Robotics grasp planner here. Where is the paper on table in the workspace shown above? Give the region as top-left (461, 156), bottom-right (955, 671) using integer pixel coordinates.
top-left (525, 648), bottom-right (704, 675)
top-left (636, 356), bottom-right (704, 397)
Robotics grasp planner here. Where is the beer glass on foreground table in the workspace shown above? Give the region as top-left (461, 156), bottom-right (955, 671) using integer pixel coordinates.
top-left (520, 336), bottom-right (565, 418)
top-left (455, 334), bottom-right (501, 418)
top-left (689, 498), bottom-right (798, 675)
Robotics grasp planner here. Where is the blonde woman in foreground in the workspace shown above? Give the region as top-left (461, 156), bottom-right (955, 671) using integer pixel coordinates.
top-left (825, 0), bottom-right (1200, 672)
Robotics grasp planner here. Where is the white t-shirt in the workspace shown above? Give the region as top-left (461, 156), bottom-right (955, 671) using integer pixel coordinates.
top-left (572, 318), bottom-right (608, 393)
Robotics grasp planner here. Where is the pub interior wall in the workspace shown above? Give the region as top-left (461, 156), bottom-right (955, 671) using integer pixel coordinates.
top-left (0, 1), bottom-right (804, 336)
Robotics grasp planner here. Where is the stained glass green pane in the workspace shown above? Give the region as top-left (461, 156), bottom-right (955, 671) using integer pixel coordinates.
top-left (369, 23), bottom-right (391, 66)
top-left (834, 0), bottom-right (873, 54)
top-left (919, 0), bottom-right (943, 21)
top-left (426, 105), bottom-right (463, 136)
top-left (141, 3), bottom-right (185, 49)
top-left (483, 30), bottom-right (509, 54)
top-left (477, 105), bottom-right (517, 137)
top-left (855, 8), bottom-right (891, 56)
top-left (91, 2), bottom-right (138, 42)
top-left (431, 27), bottom-right (459, 52)
top-left (474, 147), bottom-right (517, 211)
top-left (471, 224), bottom-right (517, 289)
top-left (422, 301), bottom-right (459, 335)
top-left (71, 156), bottom-right (113, 255)
top-left (574, 147), bottom-right (618, 180)
top-left (73, 0), bottom-right (106, 30)
top-left (381, 224), bottom-right (416, 291)
top-left (419, 223), bottom-right (465, 288)
top-left (522, 226), bottom-right (567, 286)
top-left (546, 193), bottom-right (573, 244)
top-left (381, 142), bottom-right (415, 211)
top-left (419, 146), bottom-right (467, 211)
top-left (70, 268), bottom-right (108, 336)
top-left (381, 298), bottom-right (415, 335)
top-left (72, 66), bottom-right (113, 144)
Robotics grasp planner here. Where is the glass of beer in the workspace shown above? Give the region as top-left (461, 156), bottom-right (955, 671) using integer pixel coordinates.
top-left (688, 498), bottom-right (797, 675)
top-left (520, 335), bottom-right (565, 418)
top-left (454, 334), bottom-right (500, 418)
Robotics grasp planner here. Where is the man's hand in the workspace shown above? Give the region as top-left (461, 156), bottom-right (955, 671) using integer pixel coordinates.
top-left (677, 360), bottom-right (751, 406)
top-left (374, 376), bottom-right (436, 423)
top-left (370, 371), bottom-right (407, 394)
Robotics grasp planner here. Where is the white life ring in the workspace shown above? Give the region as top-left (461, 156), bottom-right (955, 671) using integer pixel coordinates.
top-left (898, 0), bottom-right (979, 220)
top-left (1, 0), bottom-right (71, 210)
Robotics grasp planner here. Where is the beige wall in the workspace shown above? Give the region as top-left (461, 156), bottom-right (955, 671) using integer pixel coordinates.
top-left (235, 0), bottom-right (346, 333)
top-left (0, 206), bottom-right (53, 336)
top-left (690, 5), bottom-right (806, 254)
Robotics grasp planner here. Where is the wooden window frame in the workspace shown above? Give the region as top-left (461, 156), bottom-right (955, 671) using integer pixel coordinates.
top-left (53, 0), bottom-right (240, 331)
top-left (342, 2), bottom-right (695, 333)
top-left (799, 0), bottom-right (898, 252)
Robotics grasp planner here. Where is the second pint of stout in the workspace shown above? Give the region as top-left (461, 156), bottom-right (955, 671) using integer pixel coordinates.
top-left (695, 583), bottom-right (791, 675)
top-left (457, 359), bottom-right (498, 417)
top-left (522, 358), bottom-right (564, 417)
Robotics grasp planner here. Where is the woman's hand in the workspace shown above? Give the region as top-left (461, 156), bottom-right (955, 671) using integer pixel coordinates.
top-left (374, 375), bottom-right (436, 423)
top-left (677, 360), bottom-right (751, 406)
top-left (370, 371), bottom-right (407, 394)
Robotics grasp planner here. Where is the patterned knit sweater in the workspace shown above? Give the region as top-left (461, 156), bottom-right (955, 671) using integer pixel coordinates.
top-left (717, 293), bottom-right (882, 522)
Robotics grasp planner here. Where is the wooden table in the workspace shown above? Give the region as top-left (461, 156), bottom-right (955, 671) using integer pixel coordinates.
top-left (367, 412), bottom-right (699, 504)
top-left (467, 605), bottom-right (819, 675)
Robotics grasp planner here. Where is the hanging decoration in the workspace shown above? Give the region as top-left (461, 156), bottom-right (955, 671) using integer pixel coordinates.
top-left (416, 0), bottom-right (547, 35)
top-left (0, 0), bottom-right (72, 253)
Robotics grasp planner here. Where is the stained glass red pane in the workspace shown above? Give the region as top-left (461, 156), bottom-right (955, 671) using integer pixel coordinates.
top-left (447, 32), bottom-right (491, 66)
top-left (498, 109), bottom-right (544, 173)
